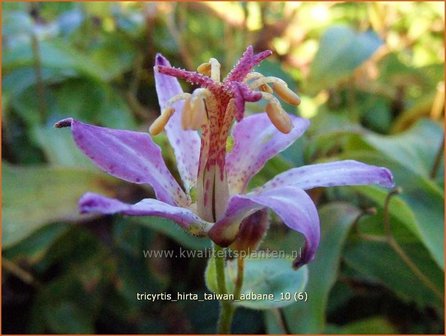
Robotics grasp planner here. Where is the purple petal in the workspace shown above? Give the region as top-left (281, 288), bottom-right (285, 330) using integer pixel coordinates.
top-left (260, 160), bottom-right (395, 191)
top-left (154, 54), bottom-right (200, 192)
top-left (79, 192), bottom-right (211, 234)
top-left (209, 186), bottom-right (320, 268)
top-left (226, 113), bottom-right (309, 194)
top-left (56, 118), bottom-right (188, 206)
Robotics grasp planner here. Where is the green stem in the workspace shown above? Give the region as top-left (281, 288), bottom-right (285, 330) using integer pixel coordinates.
top-left (214, 244), bottom-right (227, 295)
top-left (430, 135), bottom-right (444, 179)
top-left (214, 244), bottom-right (233, 334)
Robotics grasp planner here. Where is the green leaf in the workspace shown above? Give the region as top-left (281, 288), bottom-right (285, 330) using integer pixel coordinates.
top-left (3, 223), bottom-right (69, 264)
top-left (364, 119), bottom-right (444, 177)
top-left (344, 151), bottom-right (444, 268)
top-left (206, 254), bottom-right (308, 310)
top-left (343, 240), bottom-right (444, 309)
top-left (354, 183), bottom-right (443, 269)
top-left (29, 228), bottom-right (115, 333)
top-left (2, 10), bottom-right (33, 37)
top-left (45, 302), bottom-right (95, 334)
top-left (308, 26), bottom-right (382, 92)
top-left (266, 203), bottom-right (360, 333)
top-left (32, 126), bottom-right (96, 169)
top-left (3, 39), bottom-right (106, 81)
top-left (2, 163), bottom-right (117, 248)
top-left (326, 316), bottom-right (398, 334)
top-left (341, 120), bottom-right (444, 267)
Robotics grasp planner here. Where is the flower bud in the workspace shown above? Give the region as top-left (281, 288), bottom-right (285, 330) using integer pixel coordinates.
top-left (230, 209), bottom-right (269, 253)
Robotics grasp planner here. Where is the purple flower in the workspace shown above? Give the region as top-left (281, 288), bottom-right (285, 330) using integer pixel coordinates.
top-left (56, 46), bottom-right (394, 267)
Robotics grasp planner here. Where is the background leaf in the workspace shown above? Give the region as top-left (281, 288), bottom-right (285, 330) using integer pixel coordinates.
top-left (265, 203), bottom-right (360, 333)
top-left (2, 163), bottom-right (117, 248)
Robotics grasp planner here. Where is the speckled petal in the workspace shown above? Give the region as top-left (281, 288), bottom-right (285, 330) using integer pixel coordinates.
top-left (56, 118), bottom-right (188, 206)
top-left (208, 186), bottom-right (320, 268)
top-left (226, 113), bottom-right (309, 194)
top-left (260, 160), bottom-right (395, 191)
top-left (79, 192), bottom-right (211, 234)
top-left (155, 54), bottom-right (200, 192)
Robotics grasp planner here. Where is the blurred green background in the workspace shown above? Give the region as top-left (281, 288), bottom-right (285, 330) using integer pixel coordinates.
top-left (2, 2), bottom-right (444, 334)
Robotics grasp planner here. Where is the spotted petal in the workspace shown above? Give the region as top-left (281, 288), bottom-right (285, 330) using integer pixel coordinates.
top-left (260, 160), bottom-right (395, 191)
top-left (55, 118), bottom-right (188, 206)
top-left (154, 54), bottom-right (200, 192)
top-left (226, 113), bottom-right (309, 194)
top-left (79, 192), bottom-right (211, 234)
top-left (209, 186), bottom-right (320, 268)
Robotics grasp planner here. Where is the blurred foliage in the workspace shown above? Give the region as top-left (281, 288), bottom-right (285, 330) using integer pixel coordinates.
top-left (2, 2), bottom-right (444, 334)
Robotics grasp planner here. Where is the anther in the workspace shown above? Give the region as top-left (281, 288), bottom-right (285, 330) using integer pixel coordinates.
top-left (149, 107), bottom-right (175, 135)
top-left (197, 58), bottom-right (221, 82)
top-left (272, 82), bottom-right (301, 106)
top-left (266, 102), bottom-right (292, 134)
top-left (181, 96), bottom-right (194, 130)
top-left (249, 76), bottom-right (301, 106)
top-left (262, 92), bottom-right (292, 134)
top-left (209, 58), bottom-right (221, 82)
top-left (197, 62), bottom-right (211, 76)
top-left (182, 88), bottom-right (209, 130)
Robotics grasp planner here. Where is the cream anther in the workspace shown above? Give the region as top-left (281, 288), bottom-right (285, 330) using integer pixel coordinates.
top-left (149, 93), bottom-right (191, 135)
top-left (272, 83), bottom-right (301, 106)
top-left (209, 58), bottom-right (221, 82)
top-left (262, 92), bottom-right (292, 134)
top-left (197, 62), bottom-right (211, 76)
top-left (182, 89), bottom-right (209, 130)
top-left (248, 75), bottom-right (301, 106)
top-left (149, 107), bottom-right (175, 135)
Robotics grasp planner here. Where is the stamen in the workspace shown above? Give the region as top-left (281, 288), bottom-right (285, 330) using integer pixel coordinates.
top-left (244, 72), bottom-right (273, 93)
top-left (261, 92), bottom-right (292, 134)
top-left (165, 92), bottom-right (192, 107)
top-left (150, 93), bottom-right (191, 135)
top-left (260, 84), bottom-right (273, 93)
top-left (244, 72), bottom-right (264, 81)
top-left (181, 96), bottom-right (194, 129)
top-left (197, 58), bottom-right (221, 82)
top-left (272, 82), bottom-right (301, 106)
top-left (197, 62), bottom-right (211, 76)
top-left (249, 76), bottom-right (286, 90)
top-left (249, 76), bottom-right (301, 106)
top-left (149, 106), bottom-right (175, 135)
top-left (209, 58), bottom-right (221, 82)
top-left (182, 89), bottom-right (209, 130)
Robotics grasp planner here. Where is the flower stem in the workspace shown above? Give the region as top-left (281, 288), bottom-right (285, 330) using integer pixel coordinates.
top-left (214, 244), bottom-right (233, 334)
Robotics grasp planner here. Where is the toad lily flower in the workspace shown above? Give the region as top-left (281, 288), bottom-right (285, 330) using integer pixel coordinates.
top-left (56, 46), bottom-right (394, 267)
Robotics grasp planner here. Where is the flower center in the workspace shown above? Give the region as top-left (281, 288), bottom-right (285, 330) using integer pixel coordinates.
top-left (150, 46), bottom-right (301, 222)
